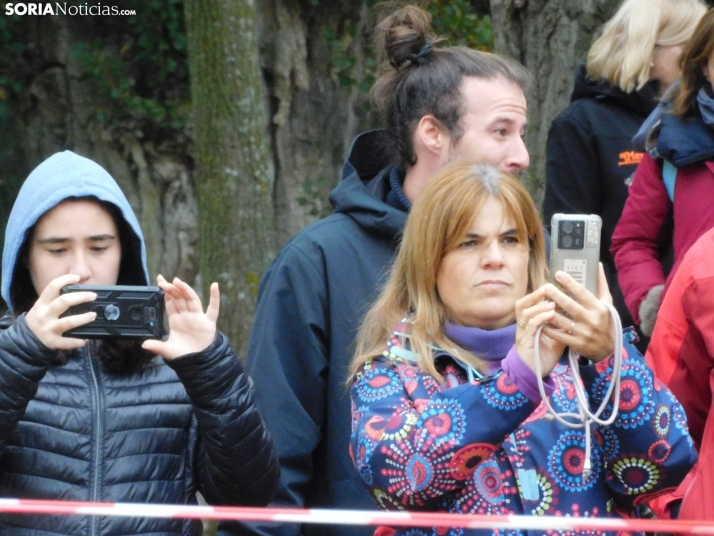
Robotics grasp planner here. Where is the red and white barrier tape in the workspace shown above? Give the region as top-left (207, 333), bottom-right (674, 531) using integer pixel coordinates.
top-left (1, 499), bottom-right (714, 533)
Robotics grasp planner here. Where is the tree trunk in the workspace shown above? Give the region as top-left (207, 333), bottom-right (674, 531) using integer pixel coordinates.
top-left (185, 0), bottom-right (275, 352)
top-left (257, 0), bottom-right (372, 248)
top-left (490, 0), bottom-right (621, 208)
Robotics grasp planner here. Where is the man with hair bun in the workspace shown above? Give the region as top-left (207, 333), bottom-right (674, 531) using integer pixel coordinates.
top-left (234, 6), bottom-right (533, 535)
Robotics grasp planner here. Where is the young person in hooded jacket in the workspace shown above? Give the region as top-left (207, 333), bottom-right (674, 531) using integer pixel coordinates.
top-left (543, 0), bottom-right (706, 344)
top-left (0, 151), bottom-right (279, 535)
top-left (612, 8), bottom-right (714, 342)
top-left (350, 162), bottom-right (697, 536)
top-left (236, 5), bottom-right (534, 536)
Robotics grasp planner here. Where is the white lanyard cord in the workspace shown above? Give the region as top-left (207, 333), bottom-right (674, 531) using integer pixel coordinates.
top-left (533, 303), bottom-right (623, 480)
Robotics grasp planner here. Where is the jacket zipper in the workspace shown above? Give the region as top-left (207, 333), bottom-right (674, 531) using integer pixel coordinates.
top-left (87, 345), bottom-right (103, 536)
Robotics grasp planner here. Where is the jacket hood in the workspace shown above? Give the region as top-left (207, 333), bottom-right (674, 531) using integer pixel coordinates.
top-left (330, 130), bottom-right (407, 241)
top-left (2, 151), bottom-right (149, 311)
top-left (571, 64), bottom-right (658, 117)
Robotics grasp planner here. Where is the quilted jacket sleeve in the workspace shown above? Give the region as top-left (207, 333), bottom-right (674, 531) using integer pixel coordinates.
top-left (350, 356), bottom-right (538, 511)
top-left (579, 339), bottom-right (698, 510)
top-left (0, 314), bottom-right (57, 453)
top-left (167, 332), bottom-right (280, 506)
top-left (611, 153), bottom-right (670, 323)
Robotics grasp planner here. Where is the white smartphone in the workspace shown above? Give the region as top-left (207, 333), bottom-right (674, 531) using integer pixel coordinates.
top-left (549, 214), bottom-right (602, 296)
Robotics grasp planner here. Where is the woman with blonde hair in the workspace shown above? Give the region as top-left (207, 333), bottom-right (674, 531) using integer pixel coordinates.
top-left (544, 0), bottom-right (706, 347)
top-left (350, 163), bottom-right (696, 535)
top-left (613, 8), bottom-right (714, 343)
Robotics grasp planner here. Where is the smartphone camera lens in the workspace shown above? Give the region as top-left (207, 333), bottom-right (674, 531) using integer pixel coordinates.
top-left (104, 304), bottom-right (120, 321)
top-left (558, 219), bottom-right (585, 250)
top-left (130, 306), bottom-right (142, 321)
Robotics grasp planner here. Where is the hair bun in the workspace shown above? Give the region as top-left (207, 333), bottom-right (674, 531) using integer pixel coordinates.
top-left (376, 5), bottom-right (440, 69)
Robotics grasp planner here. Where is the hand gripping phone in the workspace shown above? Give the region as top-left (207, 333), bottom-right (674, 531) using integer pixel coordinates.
top-left (549, 214), bottom-right (602, 296)
top-left (60, 284), bottom-right (166, 340)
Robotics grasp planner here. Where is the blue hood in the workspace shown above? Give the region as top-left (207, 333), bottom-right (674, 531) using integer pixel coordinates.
top-left (1, 151), bottom-right (149, 311)
top-left (655, 113), bottom-right (714, 167)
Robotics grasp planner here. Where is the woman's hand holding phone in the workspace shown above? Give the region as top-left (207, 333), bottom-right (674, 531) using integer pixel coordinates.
top-left (541, 264), bottom-right (615, 362)
top-left (141, 274), bottom-right (219, 360)
top-left (516, 264), bottom-right (614, 376)
top-left (25, 274), bottom-right (97, 350)
top-left (515, 286), bottom-right (562, 377)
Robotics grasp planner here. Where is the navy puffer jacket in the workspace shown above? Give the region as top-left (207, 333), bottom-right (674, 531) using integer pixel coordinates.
top-left (0, 313), bottom-right (279, 535)
top-left (0, 151), bottom-right (279, 535)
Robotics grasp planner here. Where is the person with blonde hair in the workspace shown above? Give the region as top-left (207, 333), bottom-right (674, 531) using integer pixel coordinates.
top-left (613, 8), bottom-right (714, 340)
top-left (588, 0), bottom-right (705, 94)
top-left (617, 10), bottom-right (714, 518)
top-left (544, 0), bottom-right (706, 348)
top-left (350, 162), bottom-right (696, 535)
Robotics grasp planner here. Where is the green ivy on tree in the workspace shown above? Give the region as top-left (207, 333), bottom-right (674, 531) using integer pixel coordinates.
top-left (430, 0), bottom-right (493, 50)
top-left (74, 0), bottom-right (190, 135)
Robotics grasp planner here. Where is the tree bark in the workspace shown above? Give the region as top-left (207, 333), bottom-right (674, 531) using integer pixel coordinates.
top-left (185, 0), bottom-right (276, 352)
top-left (490, 0), bottom-right (621, 208)
top-left (257, 0), bottom-right (372, 247)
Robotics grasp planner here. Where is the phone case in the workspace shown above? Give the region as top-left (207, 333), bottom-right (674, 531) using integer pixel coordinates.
top-left (60, 284), bottom-right (165, 340)
top-left (549, 214), bottom-right (602, 296)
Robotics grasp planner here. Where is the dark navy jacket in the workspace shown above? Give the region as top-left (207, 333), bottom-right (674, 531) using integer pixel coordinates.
top-left (544, 64), bottom-right (660, 340)
top-left (238, 131), bottom-right (403, 536)
top-left (0, 316), bottom-right (278, 535)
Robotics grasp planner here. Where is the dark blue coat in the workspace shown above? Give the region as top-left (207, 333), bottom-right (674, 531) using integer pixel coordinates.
top-left (237, 131), bottom-right (404, 536)
top-left (0, 314), bottom-right (279, 535)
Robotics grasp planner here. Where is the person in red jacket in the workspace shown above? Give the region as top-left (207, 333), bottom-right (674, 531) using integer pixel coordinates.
top-left (646, 223), bottom-right (714, 520)
top-left (611, 8), bottom-right (714, 338)
top-left (633, 10), bottom-right (714, 520)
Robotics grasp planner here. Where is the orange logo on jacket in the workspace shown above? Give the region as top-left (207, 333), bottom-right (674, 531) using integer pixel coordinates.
top-left (619, 151), bottom-right (644, 166)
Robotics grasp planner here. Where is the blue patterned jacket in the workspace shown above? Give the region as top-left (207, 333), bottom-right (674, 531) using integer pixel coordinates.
top-left (350, 319), bottom-right (697, 536)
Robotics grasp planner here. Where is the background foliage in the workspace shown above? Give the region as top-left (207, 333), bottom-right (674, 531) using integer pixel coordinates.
top-left (0, 0), bottom-right (192, 253)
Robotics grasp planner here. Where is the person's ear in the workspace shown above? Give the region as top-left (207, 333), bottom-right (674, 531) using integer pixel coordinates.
top-left (415, 114), bottom-right (449, 158)
top-left (702, 62), bottom-right (710, 82)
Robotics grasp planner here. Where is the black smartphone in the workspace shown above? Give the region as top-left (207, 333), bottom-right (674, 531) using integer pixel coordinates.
top-left (549, 214), bottom-right (602, 296)
top-left (60, 284), bottom-right (166, 340)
